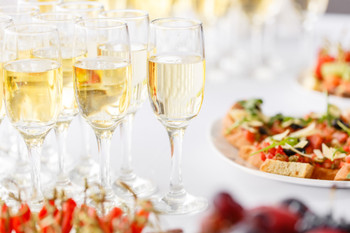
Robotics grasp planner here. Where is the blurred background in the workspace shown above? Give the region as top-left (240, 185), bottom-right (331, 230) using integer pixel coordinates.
top-left (0, 0), bottom-right (349, 83)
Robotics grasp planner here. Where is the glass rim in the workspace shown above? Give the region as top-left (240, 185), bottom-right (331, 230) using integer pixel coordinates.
top-left (0, 5), bottom-right (39, 15)
top-left (4, 23), bottom-right (58, 36)
top-left (57, 1), bottom-right (104, 12)
top-left (33, 12), bottom-right (82, 22)
top-left (20, 0), bottom-right (62, 5)
top-left (76, 18), bottom-right (127, 30)
top-left (150, 17), bottom-right (202, 30)
top-left (100, 9), bottom-right (149, 21)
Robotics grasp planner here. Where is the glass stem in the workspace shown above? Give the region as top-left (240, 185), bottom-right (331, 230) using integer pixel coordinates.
top-left (119, 113), bottom-right (135, 181)
top-left (167, 127), bottom-right (186, 198)
top-left (24, 136), bottom-right (44, 206)
top-left (79, 115), bottom-right (92, 159)
top-left (96, 130), bottom-right (114, 193)
top-left (55, 122), bottom-right (70, 183)
top-left (251, 22), bottom-right (263, 68)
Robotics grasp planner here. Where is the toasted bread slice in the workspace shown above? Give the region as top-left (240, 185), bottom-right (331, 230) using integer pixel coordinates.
top-left (260, 159), bottom-right (314, 178)
top-left (312, 167), bottom-right (339, 180)
top-left (335, 164), bottom-right (350, 181)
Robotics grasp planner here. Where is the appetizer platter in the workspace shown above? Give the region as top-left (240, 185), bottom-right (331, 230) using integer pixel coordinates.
top-left (300, 43), bottom-right (350, 97)
top-left (211, 99), bottom-right (350, 187)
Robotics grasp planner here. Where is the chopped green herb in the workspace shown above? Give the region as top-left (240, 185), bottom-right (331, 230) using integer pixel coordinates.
top-left (225, 118), bottom-right (247, 135)
top-left (238, 99), bottom-right (263, 116)
top-left (250, 137), bottom-right (298, 156)
top-left (337, 120), bottom-right (350, 136)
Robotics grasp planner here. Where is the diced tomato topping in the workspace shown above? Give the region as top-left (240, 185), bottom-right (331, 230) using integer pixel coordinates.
top-left (314, 54), bottom-right (335, 80)
top-left (322, 159), bottom-right (333, 169)
top-left (307, 134), bottom-right (323, 150)
top-left (332, 131), bottom-right (348, 144)
top-left (346, 156), bottom-right (350, 163)
top-left (243, 130), bottom-right (255, 144)
top-left (345, 51), bottom-right (350, 62)
top-left (270, 121), bottom-right (284, 134)
top-left (323, 75), bottom-right (342, 93)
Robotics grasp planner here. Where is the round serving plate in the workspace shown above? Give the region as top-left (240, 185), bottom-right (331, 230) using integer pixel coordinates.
top-left (210, 118), bottom-right (350, 189)
top-left (296, 69), bottom-right (350, 110)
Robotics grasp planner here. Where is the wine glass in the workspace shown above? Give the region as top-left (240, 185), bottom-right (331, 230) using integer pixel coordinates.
top-left (125, 0), bottom-right (173, 19)
top-left (3, 23), bottom-right (62, 210)
top-left (237, 0), bottom-right (281, 79)
top-left (148, 18), bottom-right (207, 214)
top-left (19, 0), bottom-right (63, 13)
top-left (100, 9), bottom-right (157, 198)
top-left (73, 18), bottom-right (131, 209)
top-left (0, 5), bottom-right (39, 24)
top-left (291, 0), bottom-right (329, 66)
top-left (0, 15), bottom-right (15, 186)
top-left (33, 12), bottom-right (84, 198)
top-left (56, 1), bottom-right (104, 18)
top-left (292, 0), bottom-right (329, 32)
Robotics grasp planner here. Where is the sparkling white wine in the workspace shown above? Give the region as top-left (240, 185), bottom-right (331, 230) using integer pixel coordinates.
top-left (238, 0), bottom-right (276, 23)
top-left (33, 47), bottom-right (85, 121)
top-left (37, 0), bottom-right (57, 13)
top-left (98, 44), bottom-right (147, 113)
top-left (74, 57), bottom-right (131, 129)
top-left (148, 54), bottom-right (205, 126)
top-left (0, 64), bottom-right (5, 122)
top-left (4, 59), bottom-right (62, 135)
top-left (292, 0), bottom-right (329, 19)
top-left (60, 49), bottom-right (86, 121)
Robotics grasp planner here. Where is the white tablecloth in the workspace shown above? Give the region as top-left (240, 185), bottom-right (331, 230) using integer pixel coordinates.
top-left (2, 9), bottom-right (348, 231)
top-left (92, 13), bottom-right (350, 232)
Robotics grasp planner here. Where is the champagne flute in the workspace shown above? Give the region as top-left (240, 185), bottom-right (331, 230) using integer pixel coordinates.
top-left (33, 12), bottom-right (84, 198)
top-left (0, 15), bottom-right (13, 130)
top-left (292, 0), bottom-right (329, 66)
top-left (292, 0), bottom-right (329, 32)
top-left (0, 5), bottom-right (39, 24)
top-left (3, 23), bottom-right (62, 209)
top-left (0, 15), bottom-right (14, 184)
top-left (237, 0), bottom-right (280, 79)
top-left (19, 0), bottom-right (63, 13)
top-left (100, 9), bottom-right (157, 198)
top-left (56, 1), bottom-right (104, 18)
top-left (126, 0), bottom-right (173, 19)
top-left (73, 18), bottom-right (131, 208)
top-left (148, 18), bottom-right (207, 214)
top-left (62, 0), bottom-right (126, 11)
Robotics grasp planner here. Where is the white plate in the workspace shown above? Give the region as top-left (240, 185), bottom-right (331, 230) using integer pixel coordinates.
top-left (210, 118), bottom-right (350, 188)
top-left (296, 70), bottom-right (350, 109)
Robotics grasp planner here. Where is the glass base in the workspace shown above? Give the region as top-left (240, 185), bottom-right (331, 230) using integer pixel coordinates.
top-left (69, 157), bottom-right (99, 186)
top-left (113, 174), bottom-right (157, 199)
top-left (45, 174), bottom-right (84, 203)
top-left (151, 191), bottom-right (208, 215)
top-left (2, 162), bottom-right (53, 198)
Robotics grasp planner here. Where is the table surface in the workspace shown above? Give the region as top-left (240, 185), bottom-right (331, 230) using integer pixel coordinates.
top-left (2, 12), bottom-right (348, 232)
top-left (60, 13), bottom-right (349, 232)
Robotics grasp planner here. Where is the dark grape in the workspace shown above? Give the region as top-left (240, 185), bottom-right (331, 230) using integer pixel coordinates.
top-left (305, 227), bottom-right (348, 233)
top-left (248, 206), bottom-right (299, 233)
top-left (280, 198), bottom-right (309, 217)
top-left (213, 192), bottom-right (244, 223)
